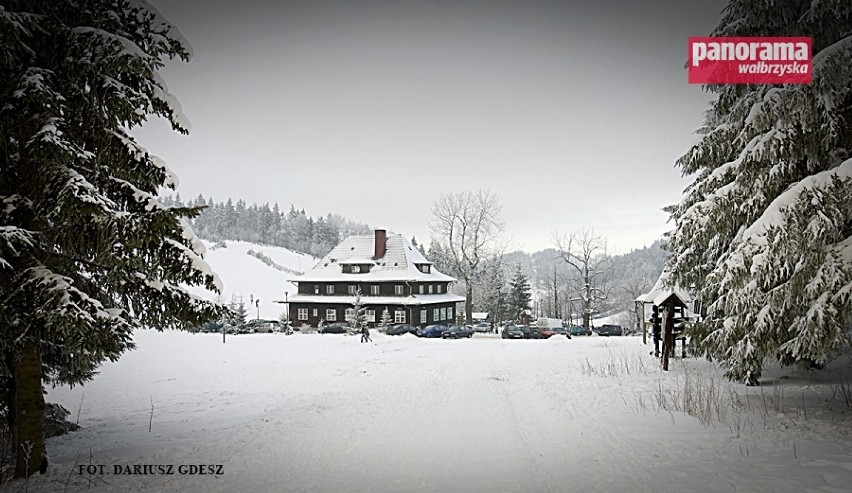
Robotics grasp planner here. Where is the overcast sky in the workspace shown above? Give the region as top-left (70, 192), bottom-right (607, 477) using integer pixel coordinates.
top-left (136, 0), bottom-right (727, 254)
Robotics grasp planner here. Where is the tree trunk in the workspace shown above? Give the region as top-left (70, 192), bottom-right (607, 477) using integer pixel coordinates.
top-left (465, 283), bottom-right (473, 325)
top-left (13, 339), bottom-right (46, 478)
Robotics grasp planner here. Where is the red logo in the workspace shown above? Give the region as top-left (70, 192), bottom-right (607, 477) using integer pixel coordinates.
top-left (688, 37), bottom-right (812, 84)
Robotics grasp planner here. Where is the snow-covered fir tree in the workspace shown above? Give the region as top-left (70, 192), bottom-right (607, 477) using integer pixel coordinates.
top-left (667, 0), bottom-right (852, 385)
top-left (507, 265), bottom-right (532, 322)
top-left (348, 289), bottom-right (368, 334)
top-left (379, 308), bottom-right (393, 332)
top-left (226, 294), bottom-right (248, 331)
top-left (477, 260), bottom-right (508, 325)
top-left (0, 0), bottom-right (222, 477)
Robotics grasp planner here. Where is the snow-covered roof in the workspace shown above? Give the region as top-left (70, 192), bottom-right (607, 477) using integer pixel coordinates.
top-left (284, 293), bottom-right (465, 306)
top-left (291, 232), bottom-right (456, 283)
top-left (640, 270), bottom-right (693, 307)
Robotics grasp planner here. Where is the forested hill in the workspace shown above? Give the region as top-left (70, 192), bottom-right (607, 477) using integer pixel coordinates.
top-left (161, 194), bottom-right (371, 257)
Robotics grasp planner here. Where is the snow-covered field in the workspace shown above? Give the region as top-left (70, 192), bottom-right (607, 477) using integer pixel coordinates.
top-left (23, 330), bottom-right (852, 492)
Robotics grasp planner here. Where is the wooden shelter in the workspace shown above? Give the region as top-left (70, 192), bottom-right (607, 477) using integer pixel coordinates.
top-left (636, 271), bottom-right (696, 371)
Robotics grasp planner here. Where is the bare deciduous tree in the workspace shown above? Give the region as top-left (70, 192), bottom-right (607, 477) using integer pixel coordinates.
top-left (430, 190), bottom-right (504, 324)
top-left (553, 229), bottom-right (613, 331)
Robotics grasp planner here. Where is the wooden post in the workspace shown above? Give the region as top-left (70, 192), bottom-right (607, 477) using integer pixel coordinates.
top-left (662, 304), bottom-right (674, 371)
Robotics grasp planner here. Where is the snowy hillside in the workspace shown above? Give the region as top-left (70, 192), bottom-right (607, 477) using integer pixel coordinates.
top-left (185, 240), bottom-right (318, 321)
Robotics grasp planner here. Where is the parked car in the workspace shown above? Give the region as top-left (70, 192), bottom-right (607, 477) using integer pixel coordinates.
top-left (199, 320), bottom-right (223, 333)
top-left (538, 327), bottom-right (557, 338)
top-left (570, 325), bottom-right (592, 336)
top-left (552, 326), bottom-right (572, 339)
top-left (596, 324), bottom-right (623, 336)
top-left (501, 325), bottom-right (525, 339)
top-left (250, 320), bottom-right (280, 333)
top-left (319, 323), bottom-right (348, 334)
top-left (473, 322), bottom-right (491, 333)
top-left (387, 324), bottom-right (418, 336)
top-left (416, 324), bottom-right (449, 338)
top-left (516, 325), bottom-right (541, 339)
top-left (442, 325), bottom-right (474, 339)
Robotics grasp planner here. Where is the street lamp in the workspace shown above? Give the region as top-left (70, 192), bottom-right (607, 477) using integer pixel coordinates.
top-left (284, 291), bottom-right (289, 330)
top-left (255, 298), bottom-right (260, 320)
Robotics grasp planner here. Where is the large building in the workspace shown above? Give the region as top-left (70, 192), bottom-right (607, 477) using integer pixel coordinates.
top-left (286, 229), bottom-right (465, 328)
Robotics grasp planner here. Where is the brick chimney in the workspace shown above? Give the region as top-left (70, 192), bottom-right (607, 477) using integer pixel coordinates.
top-left (373, 229), bottom-right (387, 259)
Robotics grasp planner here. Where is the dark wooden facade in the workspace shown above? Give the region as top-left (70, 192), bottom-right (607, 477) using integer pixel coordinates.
top-left (288, 300), bottom-right (458, 328)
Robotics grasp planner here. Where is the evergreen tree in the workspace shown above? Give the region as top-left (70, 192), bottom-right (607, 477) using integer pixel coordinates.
top-left (507, 265), bottom-right (532, 322)
top-left (667, 1), bottom-right (852, 385)
top-left (480, 261), bottom-right (508, 326)
top-left (379, 308), bottom-right (393, 332)
top-left (349, 289), bottom-right (367, 334)
top-left (0, 0), bottom-right (222, 477)
top-left (226, 294), bottom-right (248, 331)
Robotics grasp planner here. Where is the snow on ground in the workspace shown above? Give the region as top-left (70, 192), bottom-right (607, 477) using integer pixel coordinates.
top-left (23, 331), bottom-right (852, 492)
top-left (185, 240), bottom-right (317, 321)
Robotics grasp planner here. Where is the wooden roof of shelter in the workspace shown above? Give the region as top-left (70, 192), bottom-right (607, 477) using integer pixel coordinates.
top-left (637, 270), bottom-right (692, 308)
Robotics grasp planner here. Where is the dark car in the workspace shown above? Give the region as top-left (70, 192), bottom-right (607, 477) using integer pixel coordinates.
top-left (501, 325), bottom-right (524, 339)
top-left (320, 323), bottom-right (348, 334)
top-left (199, 320), bottom-right (223, 333)
top-left (442, 325), bottom-right (474, 339)
top-left (513, 325), bottom-right (540, 339)
top-left (416, 324), bottom-right (448, 338)
top-left (570, 325), bottom-right (592, 336)
top-left (387, 324), bottom-right (418, 336)
top-left (519, 325), bottom-right (541, 339)
top-left (597, 324), bottom-right (623, 336)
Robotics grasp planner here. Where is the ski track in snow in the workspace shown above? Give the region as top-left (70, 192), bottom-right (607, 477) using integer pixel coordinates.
top-left (19, 331), bottom-right (852, 492)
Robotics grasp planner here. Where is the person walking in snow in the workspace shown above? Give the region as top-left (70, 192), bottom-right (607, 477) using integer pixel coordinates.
top-left (361, 326), bottom-right (371, 343)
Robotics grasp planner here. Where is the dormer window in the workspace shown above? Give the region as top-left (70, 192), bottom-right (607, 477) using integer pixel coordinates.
top-left (418, 264), bottom-right (431, 273)
top-left (352, 265), bottom-right (361, 273)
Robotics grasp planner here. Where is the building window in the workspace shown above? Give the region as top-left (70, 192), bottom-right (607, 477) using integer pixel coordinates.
top-left (420, 309), bottom-right (427, 324)
top-left (428, 285), bottom-right (434, 294)
top-left (348, 285), bottom-right (357, 295)
top-left (352, 265), bottom-right (361, 273)
top-left (447, 306), bottom-right (453, 320)
top-left (314, 285), bottom-right (319, 294)
top-left (437, 284), bottom-right (443, 294)
top-left (440, 308), bottom-right (446, 320)
top-left (312, 308), bottom-right (318, 317)
top-left (371, 285), bottom-right (380, 295)
top-left (394, 310), bottom-right (406, 323)
top-left (326, 309), bottom-right (336, 321)
top-left (421, 265), bottom-right (431, 273)
top-left (366, 310), bottom-right (375, 323)
top-left (433, 308), bottom-right (439, 321)
top-left (326, 285), bottom-right (334, 295)
top-left (297, 308), bottom-right (308, 321)
top-left (345, 308), bottom-right (355, 321)
top-left (419, 285), bottom-right (424, 295)
top-left (394, 285), bottom-right (404, 296)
